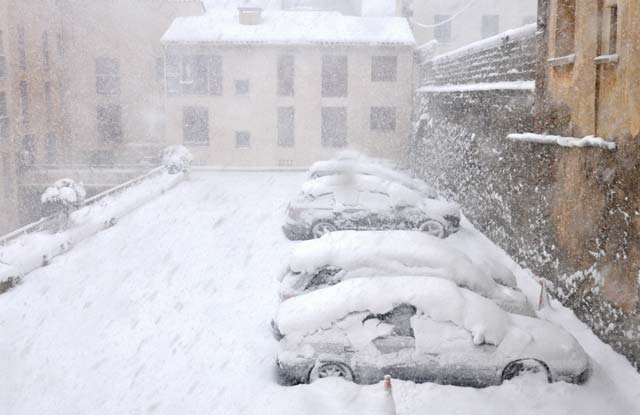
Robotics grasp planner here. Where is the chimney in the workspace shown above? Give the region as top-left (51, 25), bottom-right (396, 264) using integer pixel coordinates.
top-left (238, 6), bottom-right (262, 25)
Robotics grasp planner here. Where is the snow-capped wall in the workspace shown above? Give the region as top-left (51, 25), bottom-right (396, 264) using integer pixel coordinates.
top-left (418, 23), bottom-right (536, 89)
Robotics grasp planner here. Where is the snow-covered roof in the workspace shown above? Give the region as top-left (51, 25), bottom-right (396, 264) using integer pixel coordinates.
top-left (162, 9), bottom-right (415, 46)
top-left (202, 0), bottom-right (281, 11)
top-left (277, 276), bottom-right (510, 345)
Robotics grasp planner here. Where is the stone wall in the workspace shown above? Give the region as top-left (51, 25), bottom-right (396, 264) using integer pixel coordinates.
top-left (413, 23), bottom-right (640, 370)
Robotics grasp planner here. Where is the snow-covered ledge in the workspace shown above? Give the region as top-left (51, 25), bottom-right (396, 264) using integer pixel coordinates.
top-left (507, 133), bottom-right (616, 151)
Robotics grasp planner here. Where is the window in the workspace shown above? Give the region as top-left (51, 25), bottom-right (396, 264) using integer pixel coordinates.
top-left (322, 55), bottom-right (348, 97)
top-left (57, 32), bottom-right (64, 57)
top-left (19, 81), bottom-right (29, 124)
top-left (46, 132), bottom-right (57, 164)
top-left (21, 135), bottom-right (36, 165)
top-left (155, 57), bottom-right (164, 83)
top-left (235, 131), bottom-right (251, 148)
top-left (481, 15), bottom-right (500, 39)
top-left (278, 55), bottom-right (294, 96)
top-left (18, 26), bottom-right (26, 70)
top-left (167, 55), bottom-right (222, 96)
top-left (166, 55), bottom-right (180, 95)
top-left (370, 107), bottom-right (396, 131)
top-left (208, 55), bottom-right (223, 95)
top-left (555, 0), bottom-right (576, 57)
top-left (235, 80), bottom-right (250, 95)
top-left (371, 56), bottom-right (397, 82)
top-left (95, 58), bottom-right (120, 96)
top-left (183, 106), bottom-right (209, 144)
top-left (182, 55), bottom-right (209, 95)
top-left (606, 5), bottom-right (618, 55)
top-left (363, 304), bottom-right (417, 338)
top-left (42, 31), bottom-right (49, 70)
top-left (321, 107), bottom-right (347, 147)
top-left (277, 107), bottom-right (295, 147)
top-left (44, 82), bottom-right (52, 124)
top-left (0, 92), bottom-right (8, 141)
top-left (433, 15), bottom-right (451, 43)
top-left (97, 104), bottom-right (123, 143)
top-left (0, 31), bottom-right (5, 80)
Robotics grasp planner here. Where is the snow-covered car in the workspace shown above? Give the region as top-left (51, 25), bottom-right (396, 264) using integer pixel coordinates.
top-left (278, 231), bottom-right (533, 316)
top-left (307, 159), bottom-right (437, 199)
top-left (282, 174), bottom-right (460, 240)
top-left (274, 277), bottom-right (591, 387)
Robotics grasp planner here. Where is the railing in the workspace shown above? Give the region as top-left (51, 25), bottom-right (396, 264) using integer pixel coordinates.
top-left (0, 166), bottom-right (166, 247)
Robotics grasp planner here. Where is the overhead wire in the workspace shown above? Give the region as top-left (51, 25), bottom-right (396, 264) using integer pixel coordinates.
top-left (409, 0), bottom-right (479, 28)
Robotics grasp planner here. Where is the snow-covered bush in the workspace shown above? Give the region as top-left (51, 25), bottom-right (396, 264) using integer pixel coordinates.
top-left (162, 145), bottom-right (193, 174)
top-left (41, 178), bottom-right (86, 209)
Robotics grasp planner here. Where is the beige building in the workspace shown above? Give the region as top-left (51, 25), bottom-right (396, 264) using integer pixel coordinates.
top-left (0, 0), bottom-right (66, 233)
top-left (407, 0), bottom-right (537, 52)
top-left (56, 0), bottom-right (204, 166)
top-left (161, 9), bottom-right (416, 167)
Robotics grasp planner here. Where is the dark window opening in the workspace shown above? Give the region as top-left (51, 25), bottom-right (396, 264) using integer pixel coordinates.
top-left (96, 58), bottom-right (120, 96)
top-left (555, 0), bottom-right (576, 57)
top-left (371, 56), bottom-right (397, 82)
top-left (278, 55), bottom-right (294, 96)
top-left (277, 107), bottom-right (295, 147)
top-left (370, 107), bottom-right (396, 131)
top-left (608, 5), bottom-right (618, 54)
top-left (235, 131), bottom-right (251, 148)
top-left (322, 55), bottom-right (348, 97)
top-left (183, 106), bottom-right (209, 144)
top-left (97, 104), bottom-right (123, 143)
top-left (235, 79), bottom-right (250, 95)
top-left (321, 107), bottom-right (347, 147)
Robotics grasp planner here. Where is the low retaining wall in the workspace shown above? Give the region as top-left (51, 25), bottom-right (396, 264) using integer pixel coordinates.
top-left (0, 167), bottom-right (187, 293)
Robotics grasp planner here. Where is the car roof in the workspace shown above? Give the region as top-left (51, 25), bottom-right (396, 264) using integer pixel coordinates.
top-left (308, 159), bottom-right (435, 196)
top-left (301, 174), bottom-right (421, 203)
top-left (277, 276), bottom-right (510, 346)
top-left (288, 230), bottom-right (497, 297)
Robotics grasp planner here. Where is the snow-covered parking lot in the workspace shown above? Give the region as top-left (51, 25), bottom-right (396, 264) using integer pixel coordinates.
top-left (1, 171), bottom-right (639, 415)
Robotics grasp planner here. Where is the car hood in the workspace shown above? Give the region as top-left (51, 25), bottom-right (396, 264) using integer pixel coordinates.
top-left (499, 314), bottom-right (590, 371)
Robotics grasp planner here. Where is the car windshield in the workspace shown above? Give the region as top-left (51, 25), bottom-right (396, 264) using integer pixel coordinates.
top-left (2, 1), bottom-right (639, 414)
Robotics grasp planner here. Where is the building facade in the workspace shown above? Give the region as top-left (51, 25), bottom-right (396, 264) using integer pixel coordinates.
top-left (406, 0), bottom-right (537, 52)
top-left (56, 0), bottom-right (204, 166)
top-left (0, 0), bottom-right (204, 233)
top-left (161, 9), bottom-right (415, 167)
top-left (533, 0), bottom-right (640, 368)
top-left (0, 0), bottom-right (66, 234)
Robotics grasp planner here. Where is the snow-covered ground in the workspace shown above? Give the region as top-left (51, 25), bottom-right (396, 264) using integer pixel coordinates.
top-left (1, 171), bottom-right (639, 415)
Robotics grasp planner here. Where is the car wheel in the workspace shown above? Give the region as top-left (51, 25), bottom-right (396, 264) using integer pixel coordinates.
top-left (418, 220), bottom-right (446, 238)
top-left (311, 221), bottom-right (337, 239)
top-left (309, 362), bottom-right (354, 383)
top-left (501, 359), bottom-right (551, 383)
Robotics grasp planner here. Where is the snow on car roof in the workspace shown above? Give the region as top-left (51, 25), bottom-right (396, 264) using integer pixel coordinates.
top-left (162, 10), bottom-right (416, 46)
top-left (308, 160), bottom-right (436, 196)
top-left (277, 276), bottom-right (509, 346)
top-left (289, 230), bottom-right (497, 297)
top-left (301, 174), bottom-right (421, 204)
